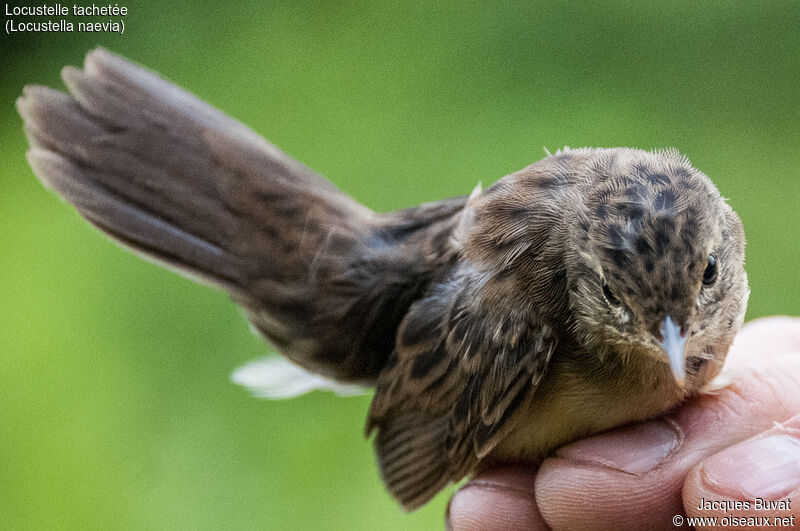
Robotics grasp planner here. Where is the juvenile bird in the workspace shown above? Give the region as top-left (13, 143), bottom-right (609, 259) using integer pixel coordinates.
top-left (18, 49), bottom-right (749, 510)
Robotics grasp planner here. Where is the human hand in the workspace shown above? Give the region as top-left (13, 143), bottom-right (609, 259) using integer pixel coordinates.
top-left (447, 317), bottom-right (800, 530)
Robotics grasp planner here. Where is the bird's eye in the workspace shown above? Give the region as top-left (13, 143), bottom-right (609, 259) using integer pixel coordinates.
top-left (702, 254), bottom-right (718, 286)
top-left (602, 281), bottom-right (622, 306)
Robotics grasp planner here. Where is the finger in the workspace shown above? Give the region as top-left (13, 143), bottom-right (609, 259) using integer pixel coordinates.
top-left (726, 316), bottom-right (800, 366)
top-left (446, 466), bottom-right (548, 531)
top-left (534, 354), bottom-right (800, 530)
top-left (683, 414), bottom-right (800, 530)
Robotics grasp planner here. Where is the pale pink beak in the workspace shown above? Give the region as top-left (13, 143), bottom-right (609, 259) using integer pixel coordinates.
top-left (659, 316), bottom-right (687, 387)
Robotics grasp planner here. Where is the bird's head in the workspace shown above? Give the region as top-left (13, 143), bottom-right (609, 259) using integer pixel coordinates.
top-left (565, 148), bottom-right (749, 389)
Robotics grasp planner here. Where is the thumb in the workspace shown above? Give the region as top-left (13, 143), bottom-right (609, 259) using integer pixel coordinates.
top-left (682, 413), bottom-right (800, 529)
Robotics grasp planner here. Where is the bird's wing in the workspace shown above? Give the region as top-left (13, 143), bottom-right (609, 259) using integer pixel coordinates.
top-left (18, 48), bottom-right (466, 383)
top-left (366, 268), bottom-right (558, 510)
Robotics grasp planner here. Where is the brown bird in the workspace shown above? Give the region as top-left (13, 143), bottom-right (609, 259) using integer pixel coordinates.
top-left (17, 48), bottom-right (749, 510)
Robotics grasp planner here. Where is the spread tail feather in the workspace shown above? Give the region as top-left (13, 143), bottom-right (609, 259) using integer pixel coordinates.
top-left (25, 144), bottom-right (245, 291)
top-left (17, 49), bottom-right (368, 294)
top-left (18, 48), bottom-right (467, 383)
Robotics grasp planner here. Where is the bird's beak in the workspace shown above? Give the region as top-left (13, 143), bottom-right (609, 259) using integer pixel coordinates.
top-left (659, 316), bottom-right (687, 387)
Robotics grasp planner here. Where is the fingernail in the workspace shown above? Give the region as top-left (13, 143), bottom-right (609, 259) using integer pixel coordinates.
top-left (702, 431), bottom-right (800, 499)
top-left (555, 420), bottom-right (681, 474)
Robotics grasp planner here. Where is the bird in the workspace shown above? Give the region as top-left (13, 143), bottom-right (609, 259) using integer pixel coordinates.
top-left (17, 48), bottom-right (749, 511)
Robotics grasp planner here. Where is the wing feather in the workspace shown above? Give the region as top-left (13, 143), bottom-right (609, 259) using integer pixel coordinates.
top-left (366, 266), bottom-right (557, 509)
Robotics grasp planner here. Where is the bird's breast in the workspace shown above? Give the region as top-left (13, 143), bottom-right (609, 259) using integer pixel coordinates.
top-left (486, 352), bottom-right (685, 465)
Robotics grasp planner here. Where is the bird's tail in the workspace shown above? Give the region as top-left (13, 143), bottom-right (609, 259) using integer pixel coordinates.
top-left (18, 48), bottom-right (371, 293)
top-left (18, 48), bottom-right (466, 383)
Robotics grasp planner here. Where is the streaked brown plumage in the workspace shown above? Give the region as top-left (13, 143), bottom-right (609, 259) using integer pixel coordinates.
top-left (18, 49), bottom-right (749, 510)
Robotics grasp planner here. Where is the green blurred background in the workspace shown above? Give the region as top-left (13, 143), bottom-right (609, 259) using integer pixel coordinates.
top-left (1, 2), bottom-right (798, 529)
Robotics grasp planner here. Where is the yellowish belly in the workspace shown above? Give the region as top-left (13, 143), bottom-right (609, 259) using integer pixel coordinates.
top-left (487, 358), bottom-right (688, 464)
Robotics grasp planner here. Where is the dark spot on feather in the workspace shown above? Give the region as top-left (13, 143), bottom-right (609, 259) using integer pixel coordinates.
top-left (275, 203), bottom-right (300, 220)
top-left (549, 270), bottom-right (567, 298)
top-left (684, 218), bottom-right (699, 237)
top-left (474, 420), bottom-right (498, 450)
top-left (383, 219), bottom-right (430, 241)
top-left (686, 356), bottom-right (708, 374)
top-left (282, 241), bottom-right (298, 254)
top-left (378, 196), bottom-right (466, 243)
top-left (255, 188), bottom-right (287, 204)
top-left (508, 206), bottom-right (531, 221)
top-left (430, 228), bottom-right (451, 250)
top-left (262, 331), bottom-right (290, 350)
top-left (498, 318), bottom-right (515, 338)
top-left (454, 379), bottom-right (478, 423)
top-left (671, 284), bottom-right (682, 300)
top-left (536, 176), bottom-right (561, 189)
top-left (384, 352), bottom-right (399, 370)
top-left (607, 249), bottom-right (628, 268)
top-left (411, 344), bottom-right (446, 379)
top-left (491, 268), bottom-right (512, 283)
top-left (595, 202), bottom-right (608, 220)
top-left (494, 238), bottom-right (528, 259)
top-left (450, 320), bottom-right (474, 357)
top-left (673, 167), bottom-right (690, 179)
top-left (485, 371), bottom-right (525, 415)
top-left (401, 311), bottom-right (441, 348)
top-left (423, 359), bottom-right (456, 393)
top-left (259, 223), bottom-right (280, 241)
top-left (614, 200), bottom-right (644, 220)
top-left (508, 340), bottom-right (531, 365)
top-left (621, 284), bottom-right (637, 298)
top-left (654, 229), bottom-right (670, 257)
top-left (654, 189), bottom-right (676, 212)
top-left (624, 183), bottom-right (649, 202)
top-left (644, 258), bottom-right (654, 273)
top-left (474, 382), bottom-right (529, 450)
top-left (712, 289), bottom-right (727, 304)
top-left (661, 217), bottom-right (676, 232)
top-left (327, 233), bottom-right (354, 254)
top-left (635, 236), bottom-right (652, 255)
top-left (646, 172), bottom-right (671, 187)
top-left (484, 181), bottom-right (504, 195)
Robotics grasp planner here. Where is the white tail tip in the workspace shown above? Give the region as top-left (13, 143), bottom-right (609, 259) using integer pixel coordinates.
top-left (231, 357), bottom-right (365, 399)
